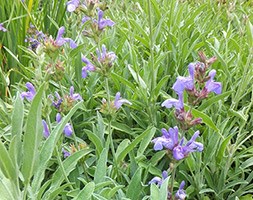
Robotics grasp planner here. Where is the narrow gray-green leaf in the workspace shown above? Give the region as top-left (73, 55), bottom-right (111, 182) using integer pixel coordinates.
top-left (73, 182), bottom-right (95, 200)
top-left (22, 83), bottom-right (45, 184)
top-left (32, 101), bottom-right (83, 194)
top-left (94, 148), bottom-right (108, 184)
top-left (126, 167), bottom-right (142, 199)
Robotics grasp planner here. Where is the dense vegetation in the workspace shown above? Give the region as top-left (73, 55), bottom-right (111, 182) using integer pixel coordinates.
top-left (0, 0), bottom-right (253, 199)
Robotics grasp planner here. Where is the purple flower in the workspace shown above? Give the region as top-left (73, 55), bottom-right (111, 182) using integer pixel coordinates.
top-left (56, 113), bottom-right (61, 123)
top-left (149, 171), bottom-right (168, 187)
top-left (20, 82), bottom-right (36, 101)
top-left (175, 181), bottom-right (186, 200)
top-left (42, 120), bottom-right (50, 138)
top-left (0, 23), bottom-right (7, 32)
top-left (114, 92), bottom-right (132, 109)
top-left (82, 16), bottom-right (91, 24)
top-left (173, 131), bottom-right (203, 160)
top-left (152, 126), bottom-right (179, 151)
top-left (172, 63), bottom-right (195, 94)
top-left (54, 26), bottom-right (77, 49)
top-left (161, 92), bottom-right (184, 111)
top-left (81, 56), bottom-right (95, 78)
top-left (66, 0), bottom-right (80, 12)
top-left (204, 70), bottom-right (222, 94)
top-left (64, 123), bottom-right (73, 137)
top-left (96, 9), bottom-right (115, 30)
top-left (97, 44), bottom-right (116, 62)
top-left (50, 92), bottom-right (63, 109)
top-left (69, 86), bottom-right (83, 101)
top-left (62, 148), bottom-right (71, 158)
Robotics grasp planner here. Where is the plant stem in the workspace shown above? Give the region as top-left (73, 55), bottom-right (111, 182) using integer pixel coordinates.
top-left (56, 146), bottom-right (74, 190)
top-left (170, 162), bottom-right (177, 200)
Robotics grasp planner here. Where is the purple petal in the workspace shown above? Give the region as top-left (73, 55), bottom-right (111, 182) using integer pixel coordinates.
top-left (175, 181), bottom-right (186, 200)
top-left (188, 63), bottom-right (195, 80)
top-left (56, 113), bottom-right (61, 123)
top-left (173, 146), bottom-right (185, 160)
top-left (26, 82), bottom-right (36, 95)
top-left (69, 86), bottom-right (74, 97)
top-left (64, 123), bottom-right (73, 137)
top-left (0, 23), bottom-right (7, 32)
top-left (173, 76), bottom-right (194, 94)
top-left (162, 171), bottom-right (168, 180)
top-left (101, 44), bottom-right (107, 60)
top-left (66, 0), bottom-right (79, 12)
top-left (62, 148), bottom-right (71, 158)
top-left (82, 16), bottom-right (91, 23)
top-left (82, 67), bottom-right (88, 78)
top-left (99, 19), bottom-right (115, 30)
top-left (42, 120), bottom-right (50, 138)
top-left (56, 27), bottom-right (65, 41)
top-left (148, 177), bottom-right (162, 186)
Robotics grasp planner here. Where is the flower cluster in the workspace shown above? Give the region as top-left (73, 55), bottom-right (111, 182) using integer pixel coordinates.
top-left (152, 126), bottom-right (203, 160)
top-left (149, 171), bottom-right (186, 200)
top-left (82, 44), bottom-right (116, 78)
top-left (150, 52), bottom-right (222, 199)
top-left (162, 53), bottom-right (221, 130)
top-left (100, 92), bottom-right (132, 116)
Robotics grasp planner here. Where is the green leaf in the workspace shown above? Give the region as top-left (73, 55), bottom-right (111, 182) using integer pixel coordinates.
top-left (0, 140), bottom-right (17, 180)
top-left (31, 101), bottom-right (83, 194)
top-left (0, 177), bottom-right (18, 200)
top-left (85, 129), bottom-right (103, 156)
top-left (137, 127), bottom-right (156, 156)
top-left (241, 157), bottom-right (253, 169)
top-left (94, 148), bottom-right (108, 184)
top-left (160, 176), bottom-right (169, 200)
top-left (246, 20), bottom-right (253, 47)
top-left (116, 127), bottom-right (153, 165)
top-left (45, 149), bottom-right (92, 199)
top-left (21, 83), bottom-right (45, 184)
top-left (216, 134), bottom-right (234, 165)
top-left (73, 182), bottom-right (95, 200)
top-left (116, 139), bottom-right (130, 158)
top-left (126, 167), bottom-right (143, 199)
top-left (128, 65), bottom-right (147, 89)
top-left (10, 94), bottom-right (24, 168)
top-left (150, 184), bottom-right (160, 200)
top-left (198, 91), bottom-right (233, 111)
top-left (185, 105), bottom-right (220, 132)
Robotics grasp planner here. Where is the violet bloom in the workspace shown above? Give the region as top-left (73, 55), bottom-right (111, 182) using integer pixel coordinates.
top-left (152, 126), bottom-right (179, 151)
top-left (81, 56), bottom-right (95, 78)
top-left (96, 44), bottom-right (116, 66)
top-left (66, 0), bottom-right (79, 12)
top-left (96, 9), bottom-right (115, 30)
top-left (161, 92), bottom-right (184, 111)
top-left (114, 92), bottom-right (132, 109)
top-left (149, 171), bottom-right (168, 187)
top-left (173, 131), bottom-right (203, 160)
top-left (56, 113), bottom-right (61, 123)
top-left (175, 181), bottom-right (186, 200)
top-left (0, 23), bottom-right (7, 32)
top-left (62, 148), bottom-right (71, 158)
top-left (204, 70), bottom-right (222, 94)
top-left (69, 86), bottom-right (83, 101)
top-left (42, 120), bottom-right (50, 138)
top-left (20, 82), bottom-right (36, 101)
top-left (54, 26), bottom-right (77, 49)
top-left (64, 123), bottom-right (73, 137)
top-left (50, 92), bottom-right (63, 109)
top-left (82, 16), bottom-right (91, 24)
top-left (172, 63), bottom-right (195, 94)
top-left (56, 113), bottom-right (74, 137)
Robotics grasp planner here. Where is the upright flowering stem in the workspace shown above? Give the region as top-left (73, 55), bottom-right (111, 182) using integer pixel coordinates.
top-left (170, 162), bottom-right (177, 200)
top-left (104, 78), bottom-right (116, 160)
top-left (147, 0), bottom-right (157, 127)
